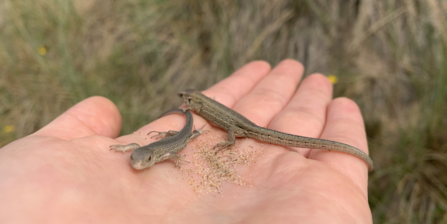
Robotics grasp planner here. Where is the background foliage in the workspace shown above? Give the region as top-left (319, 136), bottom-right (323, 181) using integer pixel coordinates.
top-left (1, 0), bottom-right (446, 222)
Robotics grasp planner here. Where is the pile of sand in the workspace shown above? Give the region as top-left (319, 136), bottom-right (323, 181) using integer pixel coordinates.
top-left (179, 135), bottom-right (263, 195)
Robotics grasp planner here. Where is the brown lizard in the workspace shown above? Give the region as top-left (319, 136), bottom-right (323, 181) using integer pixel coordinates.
top-left (177, 89), bottom-right (374, 171)
top-left (110, 109), bottom-right (207, 170)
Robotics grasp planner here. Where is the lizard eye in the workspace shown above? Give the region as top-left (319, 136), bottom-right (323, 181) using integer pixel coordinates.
top-left (147, 156), bottom-right (152, 161)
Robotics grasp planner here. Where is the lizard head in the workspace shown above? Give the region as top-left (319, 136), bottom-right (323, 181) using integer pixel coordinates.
top-left (177, 89), bottom-right (198, 107)
top-left (130, 148), bottom-right (157, 170)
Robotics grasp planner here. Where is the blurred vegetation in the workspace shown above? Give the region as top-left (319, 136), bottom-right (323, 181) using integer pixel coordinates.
top-left (1, 0), bottom-right (447, 222)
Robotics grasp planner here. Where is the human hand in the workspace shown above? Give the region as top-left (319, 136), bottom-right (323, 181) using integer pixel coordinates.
top-left (0, 59), bottom-right (371, 223)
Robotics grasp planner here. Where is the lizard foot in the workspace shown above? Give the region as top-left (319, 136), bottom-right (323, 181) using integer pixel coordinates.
top-left (147, 130), bottom-right (178, 140)
top-left (190, 124), bottom-right (209, 140)
top-left (213, 141), bottom-right (234, 154)
top-left (194, 124), bottom-right (209, 135)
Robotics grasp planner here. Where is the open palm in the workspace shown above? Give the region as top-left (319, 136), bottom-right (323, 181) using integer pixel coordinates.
top-left (0, 60), bottom-right (372, 223)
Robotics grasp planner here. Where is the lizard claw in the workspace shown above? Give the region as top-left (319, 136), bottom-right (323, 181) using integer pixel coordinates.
top-left (148, 130), bottom-right (179, 139)
top-left (147, 131), bottom-right (167, 139)
top-left (194, 124), bottom-right (209, 134)
top-left (213, 142), bottom-right (234, 154)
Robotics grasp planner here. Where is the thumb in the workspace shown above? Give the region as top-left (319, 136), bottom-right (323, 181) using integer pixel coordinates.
top-left (32, 96), bottom-right (122, 140)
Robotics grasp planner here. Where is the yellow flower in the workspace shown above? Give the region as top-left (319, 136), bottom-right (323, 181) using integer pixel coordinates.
top-left (327, 75), bottom-right (338, 84)
top-left (135, 33), bottom-right (142, 42)
top-left (38, 46), bottom-right (47, 55)
top-left (3, 125), bottom-right (15, 133)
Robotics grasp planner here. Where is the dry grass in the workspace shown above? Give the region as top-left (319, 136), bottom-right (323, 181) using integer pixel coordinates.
top-left (1, 0), bottom-right (446, 223)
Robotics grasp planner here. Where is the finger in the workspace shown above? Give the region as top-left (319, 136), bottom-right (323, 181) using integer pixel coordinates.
top-left (32, 96), bottom-right (122, 140)
top-left (202, 60), bottom-right (271, 107)
top-left (231, 59), bottom-right (304, 126)
top-left (308, 97), bottom-right (369, 192)
top-left (267, 74), bottom-right (333, 156)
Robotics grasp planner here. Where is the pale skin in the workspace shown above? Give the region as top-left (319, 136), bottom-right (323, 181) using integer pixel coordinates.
top-left (0, 60), bottom-right (372, 223)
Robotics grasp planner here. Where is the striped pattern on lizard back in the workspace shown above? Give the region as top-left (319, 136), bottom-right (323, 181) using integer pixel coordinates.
top-left (178, 89), bottom-right (374, 171)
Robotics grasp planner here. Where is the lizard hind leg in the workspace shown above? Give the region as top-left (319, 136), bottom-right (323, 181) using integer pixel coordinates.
top-left (213, 127), bottom-right (236, 154)
top-left (190, 124), bottom-right (209, 140)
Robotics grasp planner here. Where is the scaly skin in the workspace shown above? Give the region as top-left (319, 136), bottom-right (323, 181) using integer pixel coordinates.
top-left (110, 109), bottom-right (207, 169)
top-left (178, 89), bottom-right (374, 171)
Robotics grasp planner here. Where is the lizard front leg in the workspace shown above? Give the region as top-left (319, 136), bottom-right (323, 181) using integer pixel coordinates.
top-left (184, 102), bottom-right (202, 113)
top-left (147, 130), bottom-right (179, 140)
top-left (213, 127), bottom-right (237, 153)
